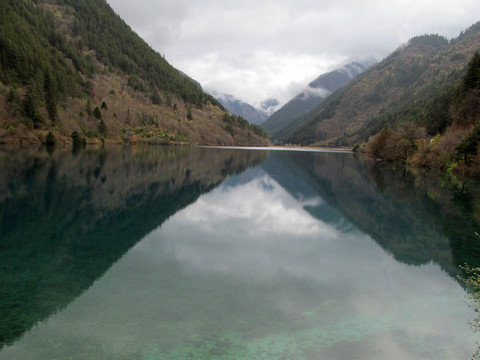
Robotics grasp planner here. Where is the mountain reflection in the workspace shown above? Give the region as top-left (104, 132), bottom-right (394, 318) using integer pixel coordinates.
top-left (263, 150), bottom-right (480, 275)
top-left (2, 147), bottom-right (480, 359)
top-left (0, 145), bottom-right (267, 348)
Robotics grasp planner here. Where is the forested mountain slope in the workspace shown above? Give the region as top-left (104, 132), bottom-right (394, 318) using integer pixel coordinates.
top-left (0, 0), bottom-right (269, 145)
top-left (262, 61), bottom-right (373, 141)
top-left (282, 23), bottom-right (480, 148)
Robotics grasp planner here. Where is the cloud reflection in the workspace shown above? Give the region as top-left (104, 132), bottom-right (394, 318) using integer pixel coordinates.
top-left (1, 167), bottom-right (477, 360)
top-left (178, 174), bottom-right (328, 236)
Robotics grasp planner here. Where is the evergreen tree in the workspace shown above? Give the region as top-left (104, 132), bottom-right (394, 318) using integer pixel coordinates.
top-left (151, 88), bottom-right (161, 105)
top-left (22, 86), bottom-right (43, 127)
top-left (86, 99), bottom-right (92, 116)
top-left (98, 119), bottom-right (107, 137)
top-left (6, 86), bottom-right (19, 104)
top-left (462, 52), bottom-right (480, 93)
top-left (456, 125), bottom-right (480, 165)
top-left (45, 131), bottom-right (56, 145)
top-left (93, 106), bottom-right (102, 120)
top-left (44, 70), bottom-right (57, 123)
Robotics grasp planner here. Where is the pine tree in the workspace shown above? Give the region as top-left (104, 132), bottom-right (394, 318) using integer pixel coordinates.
top-left (93, 106), bottom-right (102, 119)
top-left (22, 86), bottom-right (43, 127)
top-left (98, 119), bottom-right (107, 137)
top-left (44, 70), bottom-right (57, 123)
top-left (463, 52), bottom-right (480, 92)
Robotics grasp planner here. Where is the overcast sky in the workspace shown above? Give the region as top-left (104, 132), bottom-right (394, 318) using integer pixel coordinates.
top-left (106, 0), bottom-right (480, 109)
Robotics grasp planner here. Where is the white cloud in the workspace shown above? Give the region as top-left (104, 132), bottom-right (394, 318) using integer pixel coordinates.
top-left (107, 0), bottom-right (480, 108)
top-left (299, 87), bottom-right (332, 101)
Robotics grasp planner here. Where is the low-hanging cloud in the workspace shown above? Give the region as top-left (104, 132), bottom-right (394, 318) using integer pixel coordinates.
top-left (107, 0), bottom-right (480, 108)
top-left (299, 87), bottom-right (332, 101)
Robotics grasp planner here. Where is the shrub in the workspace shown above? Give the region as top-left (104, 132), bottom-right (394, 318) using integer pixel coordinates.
top-left (45, 131), bottom-right (56, 145)
top-left (71, 130), bottom-right (86, 145)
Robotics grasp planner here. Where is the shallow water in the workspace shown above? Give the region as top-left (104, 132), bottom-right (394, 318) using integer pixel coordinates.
top-left (1, 145), bottom-right (479, 359)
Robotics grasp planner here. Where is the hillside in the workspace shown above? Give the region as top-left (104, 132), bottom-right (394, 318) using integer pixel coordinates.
top-left (211, 92), bottom-right (268, 125)
top-left (281, 23), bottom-right (480, 148)
top-left (0, 0), bottom-right (269, 146)
top-left (261, 60), bottom-right (374, 141)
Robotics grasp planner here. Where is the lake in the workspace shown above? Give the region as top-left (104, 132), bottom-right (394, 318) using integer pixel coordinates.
top-left (1, 145), bottom-right (480, 359)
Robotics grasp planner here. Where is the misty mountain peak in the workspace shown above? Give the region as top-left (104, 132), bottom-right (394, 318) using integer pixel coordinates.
top-left (261, 59), bottom-right (375, 140)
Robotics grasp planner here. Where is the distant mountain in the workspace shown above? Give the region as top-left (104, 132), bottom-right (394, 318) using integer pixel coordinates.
top-left (0, 0), bottom-right (269, 146)
top-left (211, 92), bottom-right (268, 125)
top-left (262, 60), bottom-right (375, 141)
top-left (280, 22), bottom-right (480, 147)
top-left (260, 98), bottom-right (281, 116)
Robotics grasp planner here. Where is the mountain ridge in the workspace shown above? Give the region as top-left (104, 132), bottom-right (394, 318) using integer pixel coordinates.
top-left (280, 25), bottom-right (480, 147)
top-left (261, 60), bottom-right (375, 141)
top-left (210, 91), bottom-right (268, 125)
top-left (0, 0), bottom-right (270, 146)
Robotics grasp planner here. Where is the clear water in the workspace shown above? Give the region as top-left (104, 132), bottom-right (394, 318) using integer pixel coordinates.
top-left (1, 145), bottom-right (479, 359)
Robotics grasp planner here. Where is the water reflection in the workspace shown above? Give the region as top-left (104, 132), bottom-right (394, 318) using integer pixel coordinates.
top-left (1, 147), bottom-right (479, 359)
top-left (0, 145), bottom-right (267, 348)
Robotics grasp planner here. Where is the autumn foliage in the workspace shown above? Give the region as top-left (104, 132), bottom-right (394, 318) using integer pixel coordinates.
top-left (364, 52), bottom-right (480, 178)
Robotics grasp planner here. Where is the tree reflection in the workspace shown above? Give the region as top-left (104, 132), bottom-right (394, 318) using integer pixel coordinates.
top-left (0, 145), bottom-right (267, 348)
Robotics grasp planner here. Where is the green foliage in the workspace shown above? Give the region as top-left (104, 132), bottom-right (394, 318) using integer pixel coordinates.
top-left (252, 123), bottom-right (269, 139)
top-left (150, 88), bottom-right (162, 105)
top-left (0, 0), bottom-right (263, 145)
top-left (71, 130), bottom-right (86, 145)
top-left (86, 99), bottom-right (92, 116)
top-left (0, 0), bottom-right (89, 94)
top-left (84, 128), bottom-right (99, 138)
top-left (456, 126), bottom-right (480, 165)
top-left (44, 131), bottom-right (56, 145)
top-left (222, 112), bottom-right (269, 139)
top-left (452, 52), bottom-right (480, 127)
top-left (57, 0), bottom-right (208, 105)
top-left (44, 70), bottom-right (58, 123)
top-left (460, 52), bottom-right (480, 96)
top-left (357, 53), bottom-right (480, 175)
top-left (137, 113), bottom-right (158, 126)
top-left (93, 106), bottom-right (102, 120)
top-left (6, 86), bottom-right (19, 104)
top-left (22, 86), bottom-right (44, 128)
top-left (98, 119), bottom-right (107, 137)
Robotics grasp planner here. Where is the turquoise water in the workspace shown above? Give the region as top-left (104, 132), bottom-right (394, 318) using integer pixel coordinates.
top-left (0, 146), bottom-right (479, 359)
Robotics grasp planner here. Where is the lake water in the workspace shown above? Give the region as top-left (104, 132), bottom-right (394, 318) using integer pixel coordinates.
top-left (1, 145), bottom-right (480, 359)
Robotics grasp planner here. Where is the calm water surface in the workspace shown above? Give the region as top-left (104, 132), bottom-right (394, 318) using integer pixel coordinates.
top-left (1, 145), bottom-right (480, 359)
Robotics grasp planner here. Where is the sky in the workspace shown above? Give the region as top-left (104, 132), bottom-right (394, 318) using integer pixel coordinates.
top-left (106, 0), bottom-right (480, 110)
